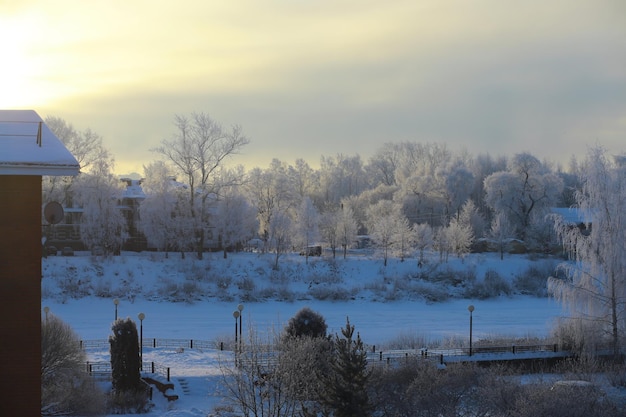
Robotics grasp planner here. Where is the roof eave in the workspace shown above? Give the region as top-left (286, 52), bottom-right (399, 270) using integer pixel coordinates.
top-left (0, 163), bottom-right (80, 176)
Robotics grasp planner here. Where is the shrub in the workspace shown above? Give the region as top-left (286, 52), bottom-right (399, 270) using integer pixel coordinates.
top-left (283, 307), bottom-right (328, 339)
top-left (42, 314), bottom-right (106, 416)
top-left (513, 261), bottom-right (557, 297)
top-left (464, 269), bottom-right (511, 299)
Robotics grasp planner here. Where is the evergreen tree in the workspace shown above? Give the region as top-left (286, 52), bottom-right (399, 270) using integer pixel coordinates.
top-left (109, 318), bottom-right (141, 393)
top-left (322, 317), bottom-right (371, 417)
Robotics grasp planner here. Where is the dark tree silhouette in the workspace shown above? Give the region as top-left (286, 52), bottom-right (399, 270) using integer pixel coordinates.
top-left (283, 307), bottom-right (328, 339)
top-left (322, 317), bottom-right (372, 417)
top-left (109, 318), bottom-right (141, 393)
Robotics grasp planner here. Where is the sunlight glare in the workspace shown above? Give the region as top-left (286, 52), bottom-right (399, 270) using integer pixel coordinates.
top-left (0, 16), bottom-right (54, 108)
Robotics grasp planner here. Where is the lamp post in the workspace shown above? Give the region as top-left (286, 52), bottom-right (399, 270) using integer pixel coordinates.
top-left (113, 299), bottom-right (119, 321)
top-left (233, 310), bottom-right (240, 346)
top-left (43, 306), bottom-right (49, 322)
top-left (468, 305), bottom-right (475, 356)
top-left (138, 312), bottom-right (145, 370)
top-left (237, 304), bottom-right (244, 346)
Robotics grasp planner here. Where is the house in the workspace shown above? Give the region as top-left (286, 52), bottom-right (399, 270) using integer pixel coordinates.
top-left (0, 110), bottom-right (80, 416)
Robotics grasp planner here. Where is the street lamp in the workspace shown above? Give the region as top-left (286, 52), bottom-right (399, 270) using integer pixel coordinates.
top-left (468, 305), bottom-right (475, 356)
top-left (233, 310), bottom-right (240, 346)
top-left (43, 306), bottom-right (50, 322)
top-left (113, 299), bottom-right (119, 321)
top-left (138, 312), bottom-right (145, 370)
top-left (237, 304), bottom-right (244, 345)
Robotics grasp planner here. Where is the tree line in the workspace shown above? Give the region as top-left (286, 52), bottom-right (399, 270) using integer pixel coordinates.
top-left (42, 113), bottom-right (581, 263)
top-left (42, 113), bottom-right (626, 357)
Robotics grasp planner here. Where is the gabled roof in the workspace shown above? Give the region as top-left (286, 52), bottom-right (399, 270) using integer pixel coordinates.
top-left (0, 110), bottom-right (80, 176)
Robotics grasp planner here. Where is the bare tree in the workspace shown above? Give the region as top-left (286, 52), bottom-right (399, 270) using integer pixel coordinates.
top-left (153, 112), bottom-right (249, 259)
top-left (549, 147), bottom-right (626, 358)
top-left (43, 116), bottom-right (112, 207)
top-left (220, 329), bottom-right (299, 417)
top-left (42, 314), bottom-right (105, 416)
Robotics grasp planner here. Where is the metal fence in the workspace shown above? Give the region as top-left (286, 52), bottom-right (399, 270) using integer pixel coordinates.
top-left (86, 361), bottom-right (172, 381)
top-left (81, 338), bottom-right (225, 351)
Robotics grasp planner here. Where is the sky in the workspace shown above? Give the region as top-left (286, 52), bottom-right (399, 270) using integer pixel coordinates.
top-left (2, 0), bottom-right (625, 175)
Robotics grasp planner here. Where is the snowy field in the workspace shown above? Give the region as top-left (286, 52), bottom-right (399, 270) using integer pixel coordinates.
top-left (42, 250), bottom-right (568, 416)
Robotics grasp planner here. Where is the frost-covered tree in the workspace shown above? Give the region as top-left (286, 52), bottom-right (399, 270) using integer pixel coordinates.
top-left (393, 215), bottom-right (416, 262)
top-left (139, 161), bottom-right (178, 255)
top-left (413, 223), bottom-right (434, 266)
top-left (445, 215), bottom-right (474, 259)
top-left (548, 147), bottom-right (626, 358)
top-left (245, 160), bottom-right (297, 251)
top-left (319, 153), bottom-right (366, 206)
top-left (73, 159), bottom-right (128, 255)
top-left (337, 203), bottom-right (358, 259)
top-left (293, 196), bottom-right (320, 263)
top-left (490, 211), bottom-right (516, 260)
top-left (367, 200), bottom-right (406, 266)
top-left (268, 210), bottom-right (292, 270)
top-left (442, 163), bottom-right (474, 220)
top-left (484, 153), bottom-right (563, 240)
top-left (319, 208), bottom-right (340, 258)
top-left (215, 191), bottom-right (258, 259)
top-left (153, 112), bottom-right (249, 259)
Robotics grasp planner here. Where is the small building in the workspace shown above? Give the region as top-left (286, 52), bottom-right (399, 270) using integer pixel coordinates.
top-left (0, 110), bottom-right (79, 416)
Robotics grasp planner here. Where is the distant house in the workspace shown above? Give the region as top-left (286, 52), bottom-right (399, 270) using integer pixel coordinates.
top-left (0, 110), bottom-right (79, 416)
top-left (550, 207), bottom-right (590, 235)
top-left (47, 175), bottom-right (221, 252)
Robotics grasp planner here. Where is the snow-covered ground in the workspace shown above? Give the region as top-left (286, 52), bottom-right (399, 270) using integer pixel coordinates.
top-left (42, 250), bottom-right (570, 416)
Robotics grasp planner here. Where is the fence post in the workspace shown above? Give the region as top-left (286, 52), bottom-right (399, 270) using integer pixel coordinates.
top-left (440, 354), bottom-right (443, 365)
top-left (553, 344), bottom-right (557, 353)
top-left (151, 362), bottom-right (155, 374)
top-left (190, 339), bottom-right (193, 349)
top-left (512, 345), bottom-right (516, 354)
top-left (153, 338), bottom-right (157, 348)
top-left (379, 351), bottom-right (382, 361)
top-left (220, 341), bottom-right (224, 351)
top-left (167, 367), bottom-right (170, 382)
top-left (372, 345), bottom-right (376, 353)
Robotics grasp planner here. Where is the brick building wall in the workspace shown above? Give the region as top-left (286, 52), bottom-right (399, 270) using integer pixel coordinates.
top-left (0, 175), bottom-right (42, 416)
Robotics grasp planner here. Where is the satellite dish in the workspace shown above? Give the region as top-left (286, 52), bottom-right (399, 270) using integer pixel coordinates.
top-left (43, 202), bottom-right (64, 224)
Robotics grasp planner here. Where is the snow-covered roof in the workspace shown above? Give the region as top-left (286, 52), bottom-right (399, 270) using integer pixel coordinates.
top-left (120, 178), bottom-right (147, 200)
top-left (550, 207), bottom-right (586, 225)
top-left (0, 110), bottom-right (80, 176)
